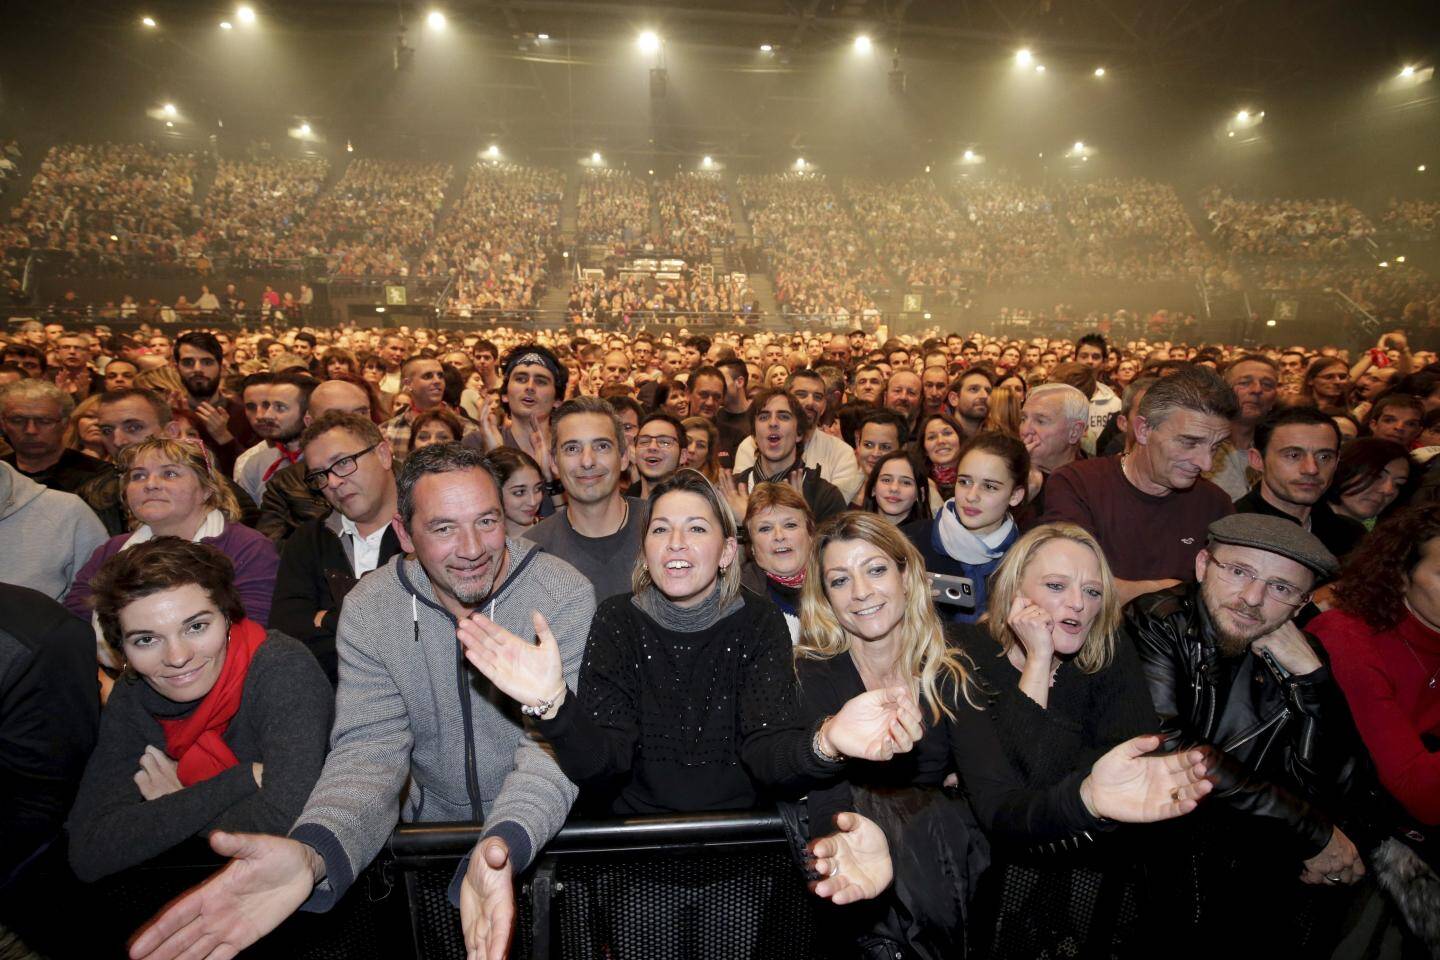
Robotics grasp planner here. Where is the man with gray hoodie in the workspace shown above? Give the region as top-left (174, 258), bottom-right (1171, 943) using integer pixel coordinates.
top-left (131, 444), bottom-right (596, 960)
top-left (0, 460), bottom-right (107, 600)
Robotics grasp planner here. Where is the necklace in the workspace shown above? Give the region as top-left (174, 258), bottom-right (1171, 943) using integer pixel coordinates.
top-left (1401, 602), bottom-right (1440, 690)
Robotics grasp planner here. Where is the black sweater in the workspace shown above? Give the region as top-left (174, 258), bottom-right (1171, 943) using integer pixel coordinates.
top-left (66, 632), bottom-right (333, 882)
top-left (961, 623), bottom-right (1159, 789)
top-left (535, 590), bottom-right (837, 814)
top-left (796, 626), bottom-right (1105, 847)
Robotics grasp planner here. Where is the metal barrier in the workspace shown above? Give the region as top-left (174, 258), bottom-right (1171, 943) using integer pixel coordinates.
top-left (384, 810), bottom-right (822, 960)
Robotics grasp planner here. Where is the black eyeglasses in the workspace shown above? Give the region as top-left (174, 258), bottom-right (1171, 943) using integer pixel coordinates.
top-left (304, 442), bottom-right (381, 491)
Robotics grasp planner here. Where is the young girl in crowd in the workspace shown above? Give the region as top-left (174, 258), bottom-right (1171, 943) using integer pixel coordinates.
top-left (487, 446), bottom-right (546, 539)
top-left (861, 450), bottom-right (930, 526)
top-left (918, 413), bottom-right (965, 503)
top-left (904, 432), bottom-right (1029, 623)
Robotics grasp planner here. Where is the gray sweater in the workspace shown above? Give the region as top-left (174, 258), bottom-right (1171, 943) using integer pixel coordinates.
top-left (66, 632), bottom-right (333, 882)
top-left (289, 538), bottom-right (594, 911)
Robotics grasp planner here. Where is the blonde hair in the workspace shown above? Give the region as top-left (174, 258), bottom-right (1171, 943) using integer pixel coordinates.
top-left (985, 523), bottom-right (1120, 674)
top-left (134, 365), bottom-right (187, 399)
top-left (983, 384), bottom-right (1024, 437)
top-left (631, 468), bottom-right (742, 607)
top-left (118, 438), bottom-right (243, 526)
top-left (65, 393), bottom-right (104, 452)
top-left (796, 511), bottom-right (979, 722)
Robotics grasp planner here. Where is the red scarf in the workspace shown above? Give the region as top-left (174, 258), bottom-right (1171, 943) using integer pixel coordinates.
top-left (932, 464), bottom-right (958, 487)
top-left (766, 569), bottom-right (807, 589)
top-left (261, 442), bottom-right (302, 483)
top-left (157, 618), bottom-right (267, 787)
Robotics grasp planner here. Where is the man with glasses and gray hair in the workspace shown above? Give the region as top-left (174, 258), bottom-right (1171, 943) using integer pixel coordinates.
top-left (1126, 513), bottom-right (1376, 950)
top-left (271, 411), bottom-right (404, 684)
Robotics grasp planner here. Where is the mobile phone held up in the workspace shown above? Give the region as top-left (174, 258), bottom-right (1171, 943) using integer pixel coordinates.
top-left (929, 573), bottom-right (975, 610)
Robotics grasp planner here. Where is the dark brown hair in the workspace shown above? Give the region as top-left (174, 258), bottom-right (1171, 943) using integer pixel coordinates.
top-left (90, 538), bottom-right (246, 659)
top-left (1331, 504), bottom-right (1440, 630)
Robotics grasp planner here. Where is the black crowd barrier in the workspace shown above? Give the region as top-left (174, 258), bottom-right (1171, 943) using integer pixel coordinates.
top-left (0, 810), bottom-right (821, 960)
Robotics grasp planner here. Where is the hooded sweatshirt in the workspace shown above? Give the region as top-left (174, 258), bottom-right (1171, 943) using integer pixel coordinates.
top-left (0, 461), bottom-right (107, 601)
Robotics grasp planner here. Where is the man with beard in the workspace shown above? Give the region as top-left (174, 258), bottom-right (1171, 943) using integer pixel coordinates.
top-left (173, 331), bottom-right (254, 472)
top-left (1211, 355), bottom-right (1280, 500)
top-left (1127, 514), bottom-right (1372, 951)
top-left (947, 368), bottom-right (993, 439)
top-left (128, 444), bottom-right (594, 960)
top-left (920, 363), bottom-right (950, 419)
top-left (523, 397), bottom-right (645, 601)
top-left (233, 371), bottom-right (318, 507)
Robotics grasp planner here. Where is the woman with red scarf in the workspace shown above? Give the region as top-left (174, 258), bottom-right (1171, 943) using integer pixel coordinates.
top-left (66, 538), bottom-right (332, 883)
top-left (740, 482), bottom-right (814, 645)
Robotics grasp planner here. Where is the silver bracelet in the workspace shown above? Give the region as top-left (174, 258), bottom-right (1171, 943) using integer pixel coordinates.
top-left (520, 690), bottom-right (563, 718)
top-left (812, 718), bottom-right (843, 763)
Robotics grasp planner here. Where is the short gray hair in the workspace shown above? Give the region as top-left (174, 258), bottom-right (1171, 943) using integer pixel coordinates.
top-left (1137, 366), bottom-right (1238, 428)
top-left (396, 443), bottom-right (500, 528)
top-left (549, 395), bottom-right (625, 451)
top-left (1027, 383), bottom-right (1089, 425)
top-left (0, 378), bottom-right (73, 418)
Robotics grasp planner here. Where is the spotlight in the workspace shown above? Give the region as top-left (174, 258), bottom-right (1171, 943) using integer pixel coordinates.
top-left (376, 306), bottom-right (386, 313)
top-left (1073, 141), bottom-right (1084, 152)
top-left (1420, 164), bottom-right (1428, 172)
top-left (219, 20), bottom-right (233, 30)
top-left (702, 156), bottom-right (713, 167)
top-left (854, 35), bottom-right (872, 54)
top-left (924, 165), bottom-right (930, 173)
top-left (162, 102), bottom-right (177, 116)
top-left (647, 169), bottom-right (654, 175)
top-left (1015, 48), bottom-right (1033, 67)
top-left (1228, 131), bottom-right (1236, 138)
top-left (963, 149), bottom-right (976, 161)
top-left (795, 157), bottom-right (806, 170)
top-left (1236, 109), bottom-right (1250, 122)
top-left (1094, 67), bottom-right (1105, 77)
top-left (237, 5), bottom-right (255, 24)
top-left (141, 15), bottom-right (156, 27)
top-left (486, 144), bottom-right (500, 158)
top-left (537, 33), bottom-right (549, 40)
top-left (1401, 65), bottom-right (1416, 78)
top-left (426, 10), bottom-right (446, 31)
top-left (760, 43), bottom-right (772, 52)
top-left (1035, 64), bottom-right (1045, 73)
top-left (1379, 261), bottom-right (1389, 268)
top-left (591, 151), bottom-right (602, 163)
top-left (165, 120), bottom-right (174, 127)
top-left (637, 30), bottom-right (660, 54)
top-left (110, 234), bottom-right (118, 241)
top-left (1397, 255), bottom-right (1407, 263)
top-left (299, 122), bottom-right (312, 135)
top-left (1082, 156), bottom-right (1089, 162)
top-left (346, 141), bottom-right (354, 153)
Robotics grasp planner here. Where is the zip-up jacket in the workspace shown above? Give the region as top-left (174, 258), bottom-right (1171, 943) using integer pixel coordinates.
top-left (1126, 583), bottom-right (1364, 860)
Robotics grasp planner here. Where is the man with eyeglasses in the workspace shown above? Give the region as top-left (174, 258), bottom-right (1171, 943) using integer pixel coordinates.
top-left (0, 379), bottom-right (108, 495)
top-left (626, 411), bottom-right (685, 500)
top-left (1127, 514), bottom-right (1375, 949)
top-left (272, 411), bottom-right (403, 685)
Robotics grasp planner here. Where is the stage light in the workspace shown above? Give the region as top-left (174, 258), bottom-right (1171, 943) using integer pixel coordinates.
top-left (1094, 67), bottom-right (1105, 77)
top-left (924, 165), bottom-right (931, 173)
top-left (1236, 110), bottom-right (1250, 122)
top-left (853, 35), bottom-right (872, 55)
top-left (110, 234), bottom-right (118, 241)
top-left (537, 33), bottom-right (549, 40)
top-left (647, 169), bottom-right (654, 175)
top-left (795, 157), bottom-right (806, 170)
top-left (237, 5), bottom-right (255, 24)
top-left (346, 141), bottom-right (354, 153)
top-left (427, 10), bottom-right (446, 31)
top-left (637, 30), bottom-right (660, 54)
top-left (1401, 65), bottom-right (1416, 78)
top-left (702, 156), bottom-right (713, 167)
top-left (299, 122), bottom-right (312, 135)
top-left (1082, 156), bottom-right (1089, 162)
top-left (1379, 261), bottom-right (1390, 268)
top-left (165, 121), bottom-right (174, 128)
top-left (219, 20), bottom-right (233, 30)
top-left (1228, 130), bottom-right (1236, 137)
top-left (1035, 64), bottom-right (1045, 73)
top-left (1420, 164), bottom-right (1428, 172)
top-left (376, 306), bottom-right (386, 313)
top-left (963, 150), bottom-right (975, 161)
top-left (760, 43), bottom-right (772, 52)
top-left (141, 16), bottom-right (156, 27)
top-left (591, 151), bottom-right (602, 163)
top-left (1397, 255), bottom-right (1407, 263)
top-left (1015, 49), bottom-right (1033, 67)
top-left (1073, 141), bottom-right (1084, 152)
top-left (162, 103), bottom-right (176, 116)
top-left (486, 144), bottom-right (500, 158)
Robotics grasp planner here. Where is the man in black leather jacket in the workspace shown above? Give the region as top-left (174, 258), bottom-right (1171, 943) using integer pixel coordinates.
top-left (1127, 513), bottom-right (1372, 940)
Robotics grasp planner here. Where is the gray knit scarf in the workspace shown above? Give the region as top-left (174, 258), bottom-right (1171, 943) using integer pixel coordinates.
top-left (631, 581), bottom-right (743, 632)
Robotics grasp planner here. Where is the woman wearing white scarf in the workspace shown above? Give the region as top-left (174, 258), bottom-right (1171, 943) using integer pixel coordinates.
top-left (903, 433), bottom-right (1029, 624)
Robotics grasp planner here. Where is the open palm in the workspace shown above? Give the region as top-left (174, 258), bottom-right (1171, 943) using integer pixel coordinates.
top-left (809, 812), bottom-right (893, 905)
top-left (458, 610), bottom-right (565, 710)
top-left (459, 837), bottom-right (515, 960)
top-left (827, 686), bottom-right (925, 761)
top-left (1082, 735), bottom-right (1213, 823)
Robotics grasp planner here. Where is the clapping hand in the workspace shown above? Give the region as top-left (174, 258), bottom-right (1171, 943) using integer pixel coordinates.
top-left (822, 686), bottom-right (925, 762)
top-left (1079, 735), bottom-right (1213, 822)
top-left (808, 812), bottom-right (893, 905)
top-left (458, 610), bottom-right (566, 715)
top-left (716, 470), bottom-right (750, 523)
top-left (193, 402), bottom-right (234, 445)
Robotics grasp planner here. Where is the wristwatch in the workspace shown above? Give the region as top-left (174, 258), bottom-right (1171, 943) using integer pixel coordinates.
top-left (545, 479), bottom-right (565, 496)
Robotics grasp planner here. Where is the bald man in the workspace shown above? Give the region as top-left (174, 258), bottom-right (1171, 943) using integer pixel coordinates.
top-left (256, 379), bottom-right (375, 542)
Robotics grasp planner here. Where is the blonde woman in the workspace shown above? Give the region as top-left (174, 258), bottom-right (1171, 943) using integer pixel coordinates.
top-left (65, 438), bottom-right (280, 649)
top-left (796, 511), bottom-right (1211, 956)
top-left (983, 383), bottom-right (1024, 438)
top-left (966, 523), bottom-right (1159, 957)
top-left (65, 393), bottom-right (110, 460)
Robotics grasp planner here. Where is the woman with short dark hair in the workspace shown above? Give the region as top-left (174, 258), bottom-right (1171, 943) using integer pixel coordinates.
top-left (66, 538), bottom-right (332, 882)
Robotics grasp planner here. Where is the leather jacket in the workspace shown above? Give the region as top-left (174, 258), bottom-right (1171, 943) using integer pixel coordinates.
top-left (255, 460), bottom-right (330, 542)
top-left (1126, 583), bottom-right (1368, 860)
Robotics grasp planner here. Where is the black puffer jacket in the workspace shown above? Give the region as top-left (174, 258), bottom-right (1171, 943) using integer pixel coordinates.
top-left (1125, 583), bottom-right (1368, 860)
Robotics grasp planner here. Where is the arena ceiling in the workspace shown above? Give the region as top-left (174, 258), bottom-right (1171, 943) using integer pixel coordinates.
top-left (3, 0), bottom-right (1437, 177)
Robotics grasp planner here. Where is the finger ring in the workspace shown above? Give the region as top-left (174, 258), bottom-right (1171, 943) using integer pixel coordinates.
top-left (829, 862), bottom-right (839, 878)
top-left (1325, 875), bottom-right (1341, 885)
top-left (1170, 787), bottom-right (1181, 801)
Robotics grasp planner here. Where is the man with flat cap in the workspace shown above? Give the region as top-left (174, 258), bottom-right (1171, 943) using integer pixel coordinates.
top-left (1126, 514), bottom-right (1377, 950)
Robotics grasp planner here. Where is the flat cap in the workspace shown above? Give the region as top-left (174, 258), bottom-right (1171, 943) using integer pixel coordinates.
top-left (1207, 513), bottom-right (1338, 578)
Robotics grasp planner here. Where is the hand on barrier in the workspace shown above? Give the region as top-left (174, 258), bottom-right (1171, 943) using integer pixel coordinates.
top-left (461, 836), bottom-right (515, 960)
top-left (459, 609), bottom-right (566, 718)
top-left (808, 812), bottom-right (893, 905)
top-left (1079, 735), bottom-right (1214, 823)
top-left (128, 831), bottom-right (318, 960)
top-left (822, 686), bottom-right (925, 762)
top-left (1300, 827), bottom-right (1365, 886)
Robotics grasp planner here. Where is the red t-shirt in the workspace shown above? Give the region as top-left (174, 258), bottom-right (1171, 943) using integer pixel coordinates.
top-left (1039, 454), bottom-right (1233, 582)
